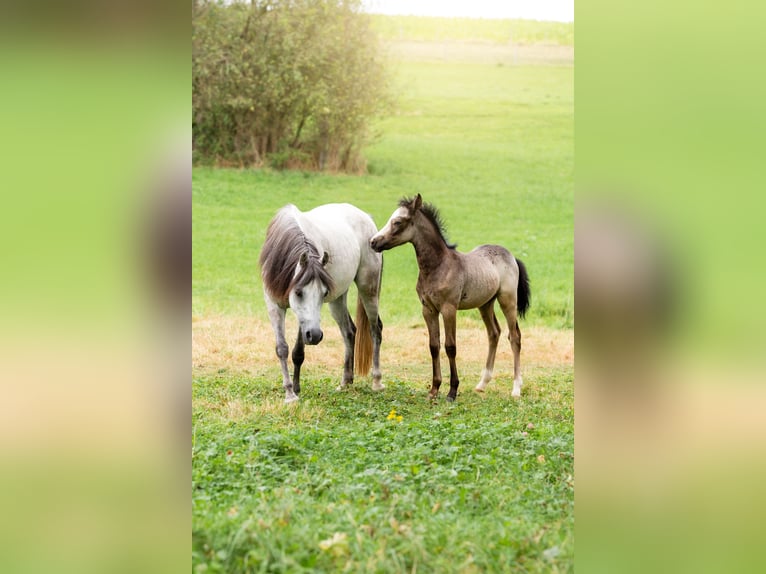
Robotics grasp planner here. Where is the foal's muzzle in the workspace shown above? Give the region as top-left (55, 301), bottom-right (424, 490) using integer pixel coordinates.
top-left (304, 328), bottom-right (323, 345)
top-left (370, 236), bottom-right (384, 252)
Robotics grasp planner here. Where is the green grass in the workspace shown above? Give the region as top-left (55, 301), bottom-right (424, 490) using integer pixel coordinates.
top-left (193, 369), bottom-right (573, 573)
top-left (193, 39), bottom-right (573, 573)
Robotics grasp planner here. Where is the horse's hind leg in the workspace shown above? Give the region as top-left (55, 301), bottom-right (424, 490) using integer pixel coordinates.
top-left (329, 293), bottom-right (356, 390)
top-left (475, 299), bottom-right (501, 392)
top-left (358, 293), bottom-right (383, 391)
top-left (357, 263), bottom-right (384, 391)
top-left (265, 297), bottom-right (299, 403)
top-left (498, 292), bottom-right (523, 397)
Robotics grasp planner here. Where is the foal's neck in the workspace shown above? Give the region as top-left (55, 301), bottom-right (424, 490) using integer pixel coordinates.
top-left (411, 213), bottom-right (451, 275)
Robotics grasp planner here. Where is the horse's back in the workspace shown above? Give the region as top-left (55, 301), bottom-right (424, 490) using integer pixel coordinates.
top-left (304, 203), bottom-right (377, 240)
top-left (301, 203), bottom-right (381, 294)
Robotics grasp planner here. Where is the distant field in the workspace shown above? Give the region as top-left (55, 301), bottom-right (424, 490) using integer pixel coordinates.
top-left (387, 41), bottom-right (573, 66)
top-left (370, 15), bottom-right (574, 46)
top-left (193, 33), bottom-right (573, 574)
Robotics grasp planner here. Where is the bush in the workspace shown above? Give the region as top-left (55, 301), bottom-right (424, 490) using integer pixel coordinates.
top-left (192, 0), bottom-right (392, 172)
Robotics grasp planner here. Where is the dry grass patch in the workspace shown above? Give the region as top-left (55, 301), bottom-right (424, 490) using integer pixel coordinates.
top-left (193, 314), bottom-right (573, 378)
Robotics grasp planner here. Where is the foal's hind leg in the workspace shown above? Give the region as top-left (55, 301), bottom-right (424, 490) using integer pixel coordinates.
top-left (475, 299), bottom-right (501, 392)
top-left (498, 293), bottom-right (523, 397)
top-left (329, 293), bottom-right (356, 390)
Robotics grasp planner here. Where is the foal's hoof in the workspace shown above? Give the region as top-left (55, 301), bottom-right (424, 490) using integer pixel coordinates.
top-left (446, 395), bottom-right (455, 403)
top-left (511, 389), bottom-right (521, 398)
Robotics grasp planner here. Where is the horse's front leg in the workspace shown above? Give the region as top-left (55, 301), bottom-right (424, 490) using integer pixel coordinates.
top-left (291, 329), bottom-right (305, 396)
top-left (422, 305), bottom-right (442, 399)
top-left (329, 296), bottom-right (355, 390)
top-left (442, 304), bottom-right (460, 402)
top-left (265, 298), bottom-right (299, 403)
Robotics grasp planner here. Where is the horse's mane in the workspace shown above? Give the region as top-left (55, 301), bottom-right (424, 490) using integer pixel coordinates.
top-left (399, 196), bottom-right (456, 249)
top-left (259, 206), bottom-right (335, 306)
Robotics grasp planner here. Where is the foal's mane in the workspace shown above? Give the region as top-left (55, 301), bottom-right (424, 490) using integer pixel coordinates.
top-left (259, 206), bottom-right (334, 306)
top-left (399, 196), bottom-right (456, 249)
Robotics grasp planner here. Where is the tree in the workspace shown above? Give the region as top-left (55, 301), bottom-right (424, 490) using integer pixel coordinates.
top-left (192, 0), bottom-right (391, 172)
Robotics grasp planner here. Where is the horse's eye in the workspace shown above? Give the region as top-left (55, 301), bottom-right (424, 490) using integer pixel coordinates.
top-left (393, 220), bottom-right (401, 228)
top-left (295, 289), bottom-right (303, 298)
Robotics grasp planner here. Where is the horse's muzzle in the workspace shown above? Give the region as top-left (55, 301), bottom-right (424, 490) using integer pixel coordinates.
top-left (304, 328), bottom-right (323, 345)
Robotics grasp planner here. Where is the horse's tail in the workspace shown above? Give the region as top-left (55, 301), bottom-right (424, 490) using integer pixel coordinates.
top-left (516, 257), bottom-right (531, 319)
top-left (354, 295), bottom-right (372, 376)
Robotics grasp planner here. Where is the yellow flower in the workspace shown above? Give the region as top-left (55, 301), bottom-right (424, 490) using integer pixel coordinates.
top-left (396, 415), bottom-right (403, 422)
top-left (318, 532), bottom-right (349, 557)
top-left (387, 409), bottom-right (397, 420)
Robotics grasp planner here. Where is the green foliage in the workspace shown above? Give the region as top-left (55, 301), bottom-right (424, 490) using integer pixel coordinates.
top-left (370, 15), bottom-right (574, 46)
top-left (193, 369), bottom-right (574, 572)
top-left (192, 0), bottom-right (391, 171)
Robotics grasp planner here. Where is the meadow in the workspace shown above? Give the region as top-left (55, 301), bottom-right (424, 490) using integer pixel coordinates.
top-left (193, 22), bottom-right (573, 573)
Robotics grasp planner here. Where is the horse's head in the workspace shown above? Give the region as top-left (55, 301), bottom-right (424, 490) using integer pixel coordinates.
top-left (370, 194), bottom-right (422, 252)
top-left (289, 251), bottom-right (330, 345)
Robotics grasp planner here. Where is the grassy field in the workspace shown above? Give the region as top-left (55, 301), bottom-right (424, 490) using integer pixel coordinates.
top-left (369, 15), bottom-right (574, 45)
top-left (193, 36), bottom-right (573, 573)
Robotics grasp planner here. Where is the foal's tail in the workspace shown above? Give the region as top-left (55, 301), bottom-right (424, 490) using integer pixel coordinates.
top-left (516, 258), bottom-right (531, 319)
top-left (354, 295), bottom-right (372, 376)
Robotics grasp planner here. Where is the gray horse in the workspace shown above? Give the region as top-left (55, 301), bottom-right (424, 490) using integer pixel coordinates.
top-left (260, 203), bottom-right (384, 403)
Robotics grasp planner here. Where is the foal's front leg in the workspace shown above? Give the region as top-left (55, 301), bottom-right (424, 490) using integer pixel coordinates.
top-left (422, 305), bottom-right (442, 399)
top-left (442, 304), bottom-right (460, 402)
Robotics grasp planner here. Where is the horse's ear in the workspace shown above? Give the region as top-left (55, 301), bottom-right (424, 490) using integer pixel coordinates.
top-left (413, 193), bottom-right (423, 211)
top-left (321, 252), bottom-right (329, 267)
top-left (299, 252), bottom-right (308, 266)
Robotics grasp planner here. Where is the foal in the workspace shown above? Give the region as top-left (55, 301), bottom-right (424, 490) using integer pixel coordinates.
top-left (370, 194), bottom-right (530, 401)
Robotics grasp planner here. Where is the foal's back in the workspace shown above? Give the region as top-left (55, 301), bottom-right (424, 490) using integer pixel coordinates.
top-left (457, 244), bottom-right (519, 309)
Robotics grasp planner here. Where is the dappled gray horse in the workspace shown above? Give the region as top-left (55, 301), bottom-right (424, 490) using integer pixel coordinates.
top-left (260, 203), bottom-right (384, 403)
top-left (370, 194), bottom-right (530, 401)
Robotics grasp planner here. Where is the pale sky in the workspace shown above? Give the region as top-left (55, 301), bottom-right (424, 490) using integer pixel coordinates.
top-left (362, 0), bottom-right (574, 22)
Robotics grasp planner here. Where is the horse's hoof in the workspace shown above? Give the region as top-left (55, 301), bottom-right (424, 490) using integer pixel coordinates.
top-left (285, 395), bottom-right (299, 404)
top-left (371, 382), bottom-right (385, 392)
top-left (474, 386), bottom-right (485, 393)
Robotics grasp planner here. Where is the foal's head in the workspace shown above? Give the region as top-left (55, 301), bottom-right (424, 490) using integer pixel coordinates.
top-left (370, 194), bottom-right (455, 252)
top-left (370, 194), bottom-right (423, 252)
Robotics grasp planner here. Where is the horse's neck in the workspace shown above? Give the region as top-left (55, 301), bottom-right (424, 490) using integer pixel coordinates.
top-left (411, 223), bottom-right (450, 276)
top-left (294, 212), bottom-right (324, 251)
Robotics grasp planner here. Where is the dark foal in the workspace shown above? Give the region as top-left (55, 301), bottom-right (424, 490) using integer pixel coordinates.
top-left (370, 194), bottom-right (530, 401)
